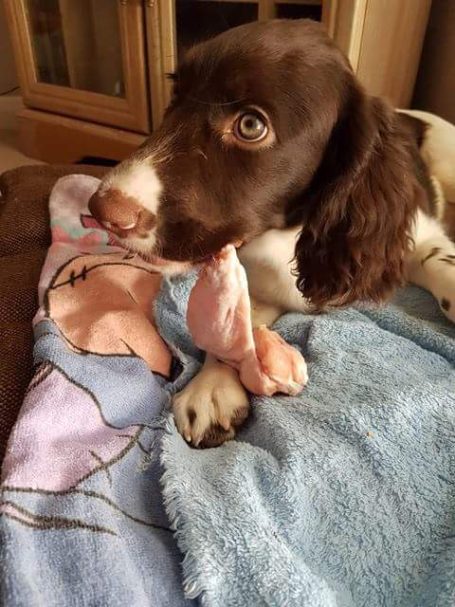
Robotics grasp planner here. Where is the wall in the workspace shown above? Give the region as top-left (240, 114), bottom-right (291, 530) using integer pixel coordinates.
top-left (412, 0), bottom-right (455, 123)
top-left (0, 1), bottom-right (18, 93)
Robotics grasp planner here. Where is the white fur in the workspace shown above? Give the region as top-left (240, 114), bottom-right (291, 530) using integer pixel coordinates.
top-left (407, 209), bottom-right (455, 322)
top-left (238, 208), bottom-right (455, 326)
top-left (97, 161), bottom-right (161, 252)
top-left (400, 109), bottom-right (455, 202)
top-left (238, 227), bottom-right (312, 313)
top-left (239, 112), bottom-right (455, 325)
top-left (100, 160), bottom-right (162, 215)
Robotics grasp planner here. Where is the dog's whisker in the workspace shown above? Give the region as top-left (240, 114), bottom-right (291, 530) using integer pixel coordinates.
top-left (186, 95), bottom-right (245, 107)
top-left (194, 148), bottom-right (208, 160)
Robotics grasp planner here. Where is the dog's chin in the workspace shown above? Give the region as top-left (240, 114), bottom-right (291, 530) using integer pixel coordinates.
top-left (115, 238), bottom-right (193, 276)
top-left (155, 260), bottom-right (194, 276)
top-left (135, 250), bottom-right (193, 276)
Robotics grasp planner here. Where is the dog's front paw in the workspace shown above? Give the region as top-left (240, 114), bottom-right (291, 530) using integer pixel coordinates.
top-left (172, 358), bottom-right (250, 448)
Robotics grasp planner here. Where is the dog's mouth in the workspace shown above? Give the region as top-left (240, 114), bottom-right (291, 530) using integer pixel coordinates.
top-left (109, 236), bottom-right (193, 274)
top-left (115, 230), bottom-right (245, 273)
top-left (146, 255), bottom-right (195, 275)
top-left (157, 240), bottom-right (245, 265)
top-left (138, 250), bottom-right (194, 273)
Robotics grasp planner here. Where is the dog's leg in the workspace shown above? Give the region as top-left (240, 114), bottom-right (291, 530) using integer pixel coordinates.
top-left (172, 299), bottom-right (282, 448)
top-left (250, 299), bottom-right (283, 327)
top-left (407, 209), bottom-right (455, 322)
top-left (173, 354), bottom-right (250, 448)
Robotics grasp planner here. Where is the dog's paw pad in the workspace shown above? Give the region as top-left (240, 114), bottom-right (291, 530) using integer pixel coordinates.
top-left (172, 362), bottom-right (249, 448)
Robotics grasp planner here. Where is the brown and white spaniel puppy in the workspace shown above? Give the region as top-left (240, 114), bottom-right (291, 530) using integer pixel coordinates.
top-left (89, 19), bottom-right (455, 448)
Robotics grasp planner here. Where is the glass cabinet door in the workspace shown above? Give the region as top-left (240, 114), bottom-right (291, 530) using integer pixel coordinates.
top-left (150, 0), bottom-right (323, 126)
top-left (174, 0), bottom-right (321, 59)
top-left (26, 0), bottom-right (125, 96)
top-left (145, 0), bottom-right (261, 128)
top-left (175, 1), bottom-right (259, 61)
top-left (5, 0), bottom-right (150, 133)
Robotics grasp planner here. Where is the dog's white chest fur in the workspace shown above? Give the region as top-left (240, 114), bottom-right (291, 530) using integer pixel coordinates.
top-left (238, 226), bottom-right (312, 313)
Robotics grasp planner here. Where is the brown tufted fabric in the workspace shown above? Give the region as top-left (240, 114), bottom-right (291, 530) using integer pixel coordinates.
top-left (0, 164), bottom-right (107, 462)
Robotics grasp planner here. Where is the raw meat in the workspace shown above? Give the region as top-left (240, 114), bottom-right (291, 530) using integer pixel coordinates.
top-left (187, 245), bottom-right (308, 396)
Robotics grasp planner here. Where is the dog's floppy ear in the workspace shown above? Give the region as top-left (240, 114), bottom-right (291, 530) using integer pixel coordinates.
top-left (293, 81), bottom-right (421, 308)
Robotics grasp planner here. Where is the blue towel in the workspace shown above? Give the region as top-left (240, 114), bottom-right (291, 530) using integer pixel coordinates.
top-left (159, 284), bottom-right (455, 607)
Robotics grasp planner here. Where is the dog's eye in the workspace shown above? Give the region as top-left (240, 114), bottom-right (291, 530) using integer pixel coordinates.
top-left (234, 113), bottom-right (268, 142)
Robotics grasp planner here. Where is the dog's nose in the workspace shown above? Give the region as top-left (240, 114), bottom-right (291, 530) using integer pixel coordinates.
top-left (88, 188), bottom-right (142, 234)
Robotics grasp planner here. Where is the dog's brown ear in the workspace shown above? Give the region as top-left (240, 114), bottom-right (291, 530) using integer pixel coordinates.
top-left (293, 82), bottom-right (421, 308)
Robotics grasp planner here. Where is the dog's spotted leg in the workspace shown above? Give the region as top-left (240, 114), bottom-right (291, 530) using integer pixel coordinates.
top-left (172, 354), bottom-right (250, 448)
top-left (407, 209), bottom-right (455, 323)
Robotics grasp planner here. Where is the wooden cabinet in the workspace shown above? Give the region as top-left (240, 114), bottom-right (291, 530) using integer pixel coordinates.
top-left (4, 0), bottom-right (431, 163)
top-left (5, 0), bottom-right (149, 132)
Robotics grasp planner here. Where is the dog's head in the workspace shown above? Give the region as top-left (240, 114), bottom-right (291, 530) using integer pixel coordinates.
top-left (89, 19), bottom-right (422, 307)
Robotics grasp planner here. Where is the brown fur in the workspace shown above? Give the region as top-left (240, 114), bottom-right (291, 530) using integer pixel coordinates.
top-left (94, 19), bottom-right (428, 308)
top-left (290, 82), bottom-right (424, 307)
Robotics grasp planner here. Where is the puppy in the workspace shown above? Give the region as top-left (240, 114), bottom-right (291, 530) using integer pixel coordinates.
top-left (89, 19), bottom-right (455, 447)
